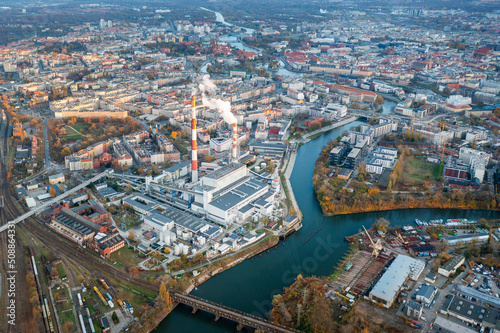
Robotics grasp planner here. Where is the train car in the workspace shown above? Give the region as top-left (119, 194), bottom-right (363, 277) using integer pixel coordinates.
top-left (117, 299), bottom-right (124, 307)
top-left (88, 316), bottom-right (96, 333)
top-left (41, 303), bottom-right (47, 319)
top-left (31, 256), bottom-right (38, 277)
top-left (93, 286), bottom-right (108, 306)
top-left (44, 298), bottom-right (51, 317)
top-left (106, 293), bottom-right (112, 301)
top-left (77, 293), bottom-right (83, 308)
top-left (108, 300), bottom-right (114, 308)
top-left (79, 314), bottom-right (87, 333)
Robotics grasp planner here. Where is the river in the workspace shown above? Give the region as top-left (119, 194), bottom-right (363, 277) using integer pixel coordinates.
top-left (156, 121), bottom-right (498, 332)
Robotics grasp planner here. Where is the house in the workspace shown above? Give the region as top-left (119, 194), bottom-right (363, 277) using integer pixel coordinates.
top-left (425, 273), bottom-right (437, 284)
top-left (405, 300), bottom-right (423, 319)
top-left (415, 285), bottom-right (437, 304)
top-left (48, 173), bottom-right (66, 185)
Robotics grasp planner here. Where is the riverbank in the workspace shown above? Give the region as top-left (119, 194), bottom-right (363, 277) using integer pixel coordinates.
top-left (155, 113), bottom-right (498, 332)
top-left (312, 139), bottom-right (500, 217)
top-left (295, 116), bottom-right (359, 143)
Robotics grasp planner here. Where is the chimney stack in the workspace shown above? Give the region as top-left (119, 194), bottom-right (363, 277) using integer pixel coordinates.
top-left (232, 123), bottom-right (238, 161)
top-left (191, 96), bottom-right (198, 183)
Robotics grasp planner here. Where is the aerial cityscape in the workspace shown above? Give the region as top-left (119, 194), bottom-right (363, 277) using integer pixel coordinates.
top-left (0, 0), bottom-right (499, 332)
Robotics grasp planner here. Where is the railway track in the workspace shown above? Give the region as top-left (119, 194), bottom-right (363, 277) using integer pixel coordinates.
top-left (0, 113), bottom-right (158, 333)
top-left (0, 115), bottom-right (36, 333)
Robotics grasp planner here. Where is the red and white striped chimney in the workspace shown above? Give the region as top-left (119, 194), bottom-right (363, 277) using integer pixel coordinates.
top-left (232, 123), bottom-right (238, 161)
top-left (191, 96), bottom-right (198, 183)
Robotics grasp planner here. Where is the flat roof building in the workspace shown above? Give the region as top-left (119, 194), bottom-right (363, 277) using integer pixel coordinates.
top-left (369, 255), bottom-right (425, 308)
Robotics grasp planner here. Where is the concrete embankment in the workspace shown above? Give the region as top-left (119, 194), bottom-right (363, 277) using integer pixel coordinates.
top-left (283, 116), bottom-right (359, 220)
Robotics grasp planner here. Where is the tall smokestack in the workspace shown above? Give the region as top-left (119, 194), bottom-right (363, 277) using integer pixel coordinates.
top-left (191, 96), bottom-right (198, 183)
top-left (232, 123), bottom-right (238, 162)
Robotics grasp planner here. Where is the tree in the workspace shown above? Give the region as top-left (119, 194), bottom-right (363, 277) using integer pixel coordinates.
top-left (375, 95), bottom-right (384, 107)
top-left (112, 311), bottom-right (119, 324)
top-left (61, 147), bottom-right (71, 156)
top-left (129, 266), bottom-right (139, 277)
top-left (128, 231), bottom-right (135, 241)
top-left (49, 187), bottom-right (57, 197)
top-left (373, 218), bottom-right (390, 233)
top-left (159, 281), bottom-right (171, 307)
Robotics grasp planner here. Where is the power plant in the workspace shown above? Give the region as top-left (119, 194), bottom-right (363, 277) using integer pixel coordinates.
top-left (191, 96), bottom-right (198, 183)
top-left (232, 122), bottom-right (238, 161)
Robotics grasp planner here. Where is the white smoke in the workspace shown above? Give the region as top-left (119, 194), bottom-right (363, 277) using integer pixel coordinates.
top-left (197, 74), bottom-right (237, 125)
top-left (198, 74), bottom-right (217, 94)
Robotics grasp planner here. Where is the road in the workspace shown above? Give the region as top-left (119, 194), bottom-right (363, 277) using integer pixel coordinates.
top-left (1, 170), bottom-right (111, 229)
top-left (293, 116), bottom-right (359, 144)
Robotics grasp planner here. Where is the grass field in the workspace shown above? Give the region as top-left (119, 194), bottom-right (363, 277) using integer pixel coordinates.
top-left (73, 124), bottom-right (85, 132)
top-left (65, 125), bottom-right (82, 140)
top-left (402, 157), bottom-right (443, 183)
top-left (110, 246), bottom-right (145, 268)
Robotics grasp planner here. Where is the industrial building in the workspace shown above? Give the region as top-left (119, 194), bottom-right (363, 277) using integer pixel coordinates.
top-left (369, 255), bottom-right (425, 308)
top-left (438, 255), bottom-right (465, 277)
top-left (192, 163), bottom-right (274, 225)
top-left (441, 295), bottom-right (500, 329)
top-left (444, 232), bottom-right (489, 246)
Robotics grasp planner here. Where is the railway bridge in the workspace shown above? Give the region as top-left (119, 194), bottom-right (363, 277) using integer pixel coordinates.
top-left (171, 292), bottom-right (301, 333)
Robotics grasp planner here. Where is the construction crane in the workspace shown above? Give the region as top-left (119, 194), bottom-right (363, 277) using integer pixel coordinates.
top-left (334, 291), bottom-right (350, 302)
top-left (395, 231), bottom-right (408, 245)
top-left (363, 225), bottom-right (383, 257)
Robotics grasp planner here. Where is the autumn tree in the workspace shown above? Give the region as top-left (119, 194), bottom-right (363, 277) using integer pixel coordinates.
top-left (128, 231), bottom-right (135, 241)
top-left (129, 266), bottom-right (139, 277)
top-left (372, 218), bottom-right (390, 233)
top-left (49, 187), bottom-right (57, 197)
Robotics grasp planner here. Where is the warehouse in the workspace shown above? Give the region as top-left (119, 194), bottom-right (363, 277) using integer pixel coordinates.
top-left (369, 255), bottom-right (425, 308)
top-left (438, 255), bottom-right (465, 277)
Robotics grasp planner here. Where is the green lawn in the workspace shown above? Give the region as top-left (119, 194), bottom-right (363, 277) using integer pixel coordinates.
top-left (402, 157), bottom-right (443, 183)
top-left (65, 126), bottom-right (82, 140)
top-left (110, 246), bottom-right (145, 268)
top-left (73, 124), bottom-right (86, 132)
top-left (56, 263), bottom-right (67, 278)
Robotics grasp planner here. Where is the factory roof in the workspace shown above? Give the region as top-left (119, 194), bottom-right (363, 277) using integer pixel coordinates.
top-left (123, 194), bottom-right (159, 213)
top-left (144, 211), bottom-right (173, 229)
top-left (160, 206), bottom-right (208, 233)
top-left (433, 316), bottom-right (476, 333)
top-left (165, 160), bottom-right (190, 173)
top-left (209, 178), bottom-right (267, 212)
top-left (204, 163), bottom-right (244, 180)
top-left (456, 285), bottom-right (500, 309)
top-left (441, 254), bottom-right (465, 271)
top-left (442, 295), bottom-right (490, 324)
top-left (370, 255), bottom-right (424, 303)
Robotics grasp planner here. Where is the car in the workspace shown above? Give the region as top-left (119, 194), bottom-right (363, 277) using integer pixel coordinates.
top-left (421, 317), bottom-right (426, 321)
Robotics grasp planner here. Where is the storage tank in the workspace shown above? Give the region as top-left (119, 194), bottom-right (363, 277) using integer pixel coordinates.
top-left (261, 162), bottom-right (266, 168)
top-left (164, 233), bottom-right (171, 245)
top-left (182, 245), bottom-right (189, 255)
top-left (182, 231), bottom-right (189, 240)
top-left (255, 166), bottom-right (261, 172)
top-left (176, 228), bottom-right (182, 236)
top-left (171, 232), bottom-right (177, 242)
top-left (174, 244), bottom-right (182, 255)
